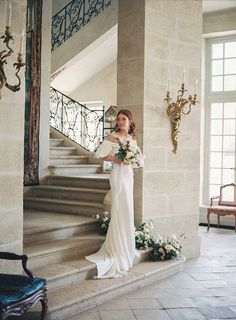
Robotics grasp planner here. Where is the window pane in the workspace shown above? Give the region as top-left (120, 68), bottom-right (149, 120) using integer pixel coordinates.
top-left (224, 58), bottom-right (236, 74)
top-left (222, 169), bottom-right (234, 184)
top-left (210, 169), bottom-right (221, 184)
top-left (212, 60), bottom-right (223, 75)
top-left (209, 184), bottom-right (221, 198)
top-left (211, 103), bottom-right (223, 118)
top-left (210, 136), bottom-right (222, 151)
top-left (222, 186), bottom-right (235, 202)
top-left (212, 43), bottom-right (223, 59)
top-left (225, 42), bottom-right (236, 58)
top-left (223, 152), bottom-right (235, 168)
top-left (224, 102), bottom-right (236, 118)
top-left (210, 152), bottom-right (222, 168)
top-left (211, 120), bottom-right (222, 135)
top-left (212, 76), bottom-right (223, 91)
top-left (224, 75), bottom-right (236, 91)
top-left (223, 119), bottom-right (235, 135)
top-left (223, 136), bottom-right (235, 151)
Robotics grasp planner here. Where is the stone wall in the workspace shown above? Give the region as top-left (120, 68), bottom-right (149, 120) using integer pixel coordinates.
top-left (203, 9), bottom-right (236, 35)
top-left (71, 61), bottom-right (117, 108)
top-left (0, 0), bottom-right (27, 271)
top-left (118, 0), bottom-right (202, 258)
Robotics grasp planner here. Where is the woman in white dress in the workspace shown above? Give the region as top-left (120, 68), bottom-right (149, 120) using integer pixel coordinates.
top-left (85, 109), bottom-right (142, 279)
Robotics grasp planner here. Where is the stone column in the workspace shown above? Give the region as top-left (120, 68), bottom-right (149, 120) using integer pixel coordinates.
top-left (117, 0), bottom-right (202, 258)
top-left (39, 0), bottom-right (52, 182)
top-left (0, 0), bottom-right (27, 270)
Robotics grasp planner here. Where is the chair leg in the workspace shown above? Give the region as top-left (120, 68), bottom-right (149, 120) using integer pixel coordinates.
top-left (40, 294), bottom-right (48, 320)
top-left (217, 214), bottom-right (220, 228)
top-left (207, 210), bottom-right (211, 231)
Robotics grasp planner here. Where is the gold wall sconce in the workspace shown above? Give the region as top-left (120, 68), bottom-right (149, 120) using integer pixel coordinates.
top-left (165, 73), bottom-right (198, 154)
top-left (0, 2), bottom-right (25, 99)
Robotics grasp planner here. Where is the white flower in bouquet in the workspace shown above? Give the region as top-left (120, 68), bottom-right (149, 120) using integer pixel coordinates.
top-left (115, 141), bottom-right (144, 168)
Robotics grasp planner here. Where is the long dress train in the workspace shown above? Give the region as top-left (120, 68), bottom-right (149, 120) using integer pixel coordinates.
top-left (85, 139), bottom-right (140, 279)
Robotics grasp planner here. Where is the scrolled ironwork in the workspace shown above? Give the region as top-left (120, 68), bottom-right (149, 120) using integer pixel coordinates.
top-left (52, 0), bottom-right (112, 50)
top-left (50, 86), bottom-right (104, 151)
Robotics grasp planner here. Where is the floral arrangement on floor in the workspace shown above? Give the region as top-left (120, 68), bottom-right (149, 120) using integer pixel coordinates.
top-left (114, 140), bottom-right (144, 168)
top-left (94, 211), bottom-right (111, 235)
top-left (135, 220), bottom-right (155, 250)
top-left (150, 234), bottom-right (185, 261)
top-left (94, 212), bottom-right (185, 261)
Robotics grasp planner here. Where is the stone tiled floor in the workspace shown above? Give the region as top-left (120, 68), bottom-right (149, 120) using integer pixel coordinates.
top-left (69, 226), bottom-right (236, 320)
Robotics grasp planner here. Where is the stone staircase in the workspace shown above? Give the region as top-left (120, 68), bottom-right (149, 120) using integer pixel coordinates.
top-left (23, 136), bottom-right (183, 319)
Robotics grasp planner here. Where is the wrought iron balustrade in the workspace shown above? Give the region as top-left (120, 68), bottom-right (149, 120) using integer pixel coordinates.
top-left (50, 86), bottom-right (104, 151)
top-left (52, 0), bottom-right (111, 50)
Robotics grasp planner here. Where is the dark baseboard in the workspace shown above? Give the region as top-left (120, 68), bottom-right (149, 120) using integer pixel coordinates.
top-left (199, 223), bottom-right (235, 231)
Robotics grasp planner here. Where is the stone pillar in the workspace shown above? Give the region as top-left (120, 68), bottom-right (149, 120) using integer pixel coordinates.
top-left (117, 0), bottom-right (202, 258)
top-left (0, 0), bottom-right (27, 269)
top-left (39, 0), bottom-right (52, 182)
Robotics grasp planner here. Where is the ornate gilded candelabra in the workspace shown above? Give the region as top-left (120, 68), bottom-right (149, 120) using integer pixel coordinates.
top-left (165, 82), bottom-right (198, 154)
top-left (0, 26), bottom-right (25, 99)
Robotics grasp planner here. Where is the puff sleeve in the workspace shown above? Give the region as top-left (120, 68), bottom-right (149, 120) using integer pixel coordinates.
top-left (95, 140), bottom-right (113, 158)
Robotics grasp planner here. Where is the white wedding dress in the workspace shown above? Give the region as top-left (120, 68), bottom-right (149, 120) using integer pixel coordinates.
top-left (85, 137), bottom-right (141, 279)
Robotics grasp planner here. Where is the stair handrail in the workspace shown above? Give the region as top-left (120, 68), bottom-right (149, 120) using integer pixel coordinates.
top-left (50, 86), bottom-right (105, 152)
top-left (52, 0), bottom-right (112, 51)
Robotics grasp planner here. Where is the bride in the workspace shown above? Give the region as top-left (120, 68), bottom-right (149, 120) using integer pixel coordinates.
top-left (85, 109), bottom-right (143, 279)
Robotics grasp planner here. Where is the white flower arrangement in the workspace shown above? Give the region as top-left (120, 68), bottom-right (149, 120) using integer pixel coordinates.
top-left (150, 233), bottom-right (185, 261)
top-left (94, 211), bottom-right (111, 235)
top-left (135, 220), bottom-right (155, 250)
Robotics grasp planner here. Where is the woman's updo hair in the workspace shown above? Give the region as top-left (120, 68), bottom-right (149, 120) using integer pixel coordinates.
top-left (115, 109), bottom-right (136, 137)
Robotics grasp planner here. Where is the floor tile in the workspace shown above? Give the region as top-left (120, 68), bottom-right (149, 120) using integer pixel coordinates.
top-left (97, 298), bottom-right (131, 310)
top-left (166, 307), bottom-right (206, 320)
top-left (157, 296), bottom-right (194, 308)
top-left (133, 309), bottom-right (172, 320)
top-left (99, 310), bottom-right (136, 320)
top-left (127, 298), bottom-right (163, 310)
top-left (197, 306), bottom-right (236, 319)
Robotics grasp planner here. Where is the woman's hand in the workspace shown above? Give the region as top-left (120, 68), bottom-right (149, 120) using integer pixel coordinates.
top-left (113, 157), bottom-right (123, 164)
top-left (102, 155), bottom-right (123, 164)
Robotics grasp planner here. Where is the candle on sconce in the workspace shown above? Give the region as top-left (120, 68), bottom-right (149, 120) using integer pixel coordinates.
top-left (195, 80), bottom-right (198, 95)
top-left (19, 30), bottom-right (24, 55)
top-left (167, 79), bottom-right (170, 92)
top-left (6, 1), bottom-right (12, 27)
top-left (183, 69), bottom-right (186, 84)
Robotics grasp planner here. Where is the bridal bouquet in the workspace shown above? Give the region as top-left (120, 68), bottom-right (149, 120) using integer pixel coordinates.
top-left (115, 140), bottom-right (144, 168)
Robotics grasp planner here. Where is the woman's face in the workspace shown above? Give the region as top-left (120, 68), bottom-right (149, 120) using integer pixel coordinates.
top-left (117, 113), bottom-right (130, 131)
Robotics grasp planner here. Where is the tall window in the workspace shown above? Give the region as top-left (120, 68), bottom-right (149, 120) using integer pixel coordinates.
top-left (205, 36), bottom-right (236, 203)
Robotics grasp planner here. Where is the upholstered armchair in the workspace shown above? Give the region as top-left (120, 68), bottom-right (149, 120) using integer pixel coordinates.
top-left (0, 252), bottom-right (47, 320)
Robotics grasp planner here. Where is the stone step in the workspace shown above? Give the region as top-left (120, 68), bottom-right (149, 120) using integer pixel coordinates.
top-left (46, 175), bottom-right (110, 190)
top-left (32, 259), bottom-right (96, 292)
top-left (24, 233), bottom-right (105, 268)
top-left (32, 186), bottom-right (107, 203)
top-left (48, 164), bottom-right (101, 176)
top-left (50, 147), bottom-right (76, 156)
top-left (47, 259), bottom-right (183, 320)
top-left (49, 155), bottom-right (88, 165)
top-left (24, 197), bottom-right (104, 216)
top-left (23, 210), bottom-right (99, 244)
top-left (50, 139), bottom-right (64, 147)
top-left (31, 248), bottom-right (153, 292)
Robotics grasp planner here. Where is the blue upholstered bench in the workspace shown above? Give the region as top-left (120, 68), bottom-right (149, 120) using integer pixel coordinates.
top-left (0, 252), bottom-right (47, 320)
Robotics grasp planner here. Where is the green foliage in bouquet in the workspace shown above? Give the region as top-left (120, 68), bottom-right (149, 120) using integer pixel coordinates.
top-left (94, 211), bottom-right (111, 235)
top-left (150, 234), bottom-right (185, 261)
top-left (135, 220), bottom-right (155, 250)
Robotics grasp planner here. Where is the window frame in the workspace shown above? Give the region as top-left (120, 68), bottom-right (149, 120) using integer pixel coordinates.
top-left (204, 35), bottom-right (236, 205)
